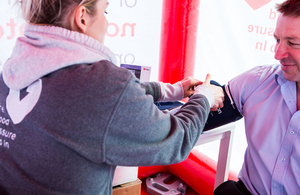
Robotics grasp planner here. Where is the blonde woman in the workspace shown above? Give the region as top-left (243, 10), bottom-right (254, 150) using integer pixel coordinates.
top-left (0, 0), bottom-right (224, 194)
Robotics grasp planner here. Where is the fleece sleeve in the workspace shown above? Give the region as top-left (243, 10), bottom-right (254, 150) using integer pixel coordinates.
top-left (140, 82), bottom-right (161, 102)
top-left (103, 75), bottom-right (211, 166)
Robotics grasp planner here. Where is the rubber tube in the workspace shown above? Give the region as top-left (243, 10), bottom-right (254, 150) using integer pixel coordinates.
top-left (138, 149), bottom-right (238, 195)
top-left (159, 0), bottom-right (200, 83)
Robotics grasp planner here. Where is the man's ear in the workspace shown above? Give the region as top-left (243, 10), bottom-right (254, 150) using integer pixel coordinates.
top-left (73, 5), bottom-right (89, 33)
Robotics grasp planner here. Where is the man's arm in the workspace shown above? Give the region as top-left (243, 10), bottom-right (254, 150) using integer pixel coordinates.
top-left (203, 81), bottom-right (243, 131)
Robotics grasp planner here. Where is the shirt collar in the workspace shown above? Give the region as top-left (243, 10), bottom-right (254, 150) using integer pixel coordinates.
top-left (275, 69), bottom-right (287, 86)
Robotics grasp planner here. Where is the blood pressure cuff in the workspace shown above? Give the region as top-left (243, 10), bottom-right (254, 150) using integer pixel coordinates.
top-left (203, 80), bottom-right (243, 131)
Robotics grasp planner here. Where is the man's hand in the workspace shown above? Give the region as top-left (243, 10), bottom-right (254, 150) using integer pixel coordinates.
top-left (203, 74), bottom-right (224, 111)
top-left (180, 76), bottom-right (203, 98)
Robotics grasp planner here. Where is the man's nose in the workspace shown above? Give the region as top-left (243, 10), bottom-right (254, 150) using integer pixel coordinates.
top-left (274, 43), bottom-right (289, 60)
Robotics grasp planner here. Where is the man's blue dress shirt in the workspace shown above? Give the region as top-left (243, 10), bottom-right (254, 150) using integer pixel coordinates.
top-left (229, 64), bottom-right (300, 195)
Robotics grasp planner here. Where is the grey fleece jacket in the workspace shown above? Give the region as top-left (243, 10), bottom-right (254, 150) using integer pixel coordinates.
top-left (0, 24), bottom-right (212, 195)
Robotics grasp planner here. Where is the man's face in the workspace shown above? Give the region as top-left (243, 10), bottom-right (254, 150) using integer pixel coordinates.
top-left (274, 15), bottom-right (300, 83)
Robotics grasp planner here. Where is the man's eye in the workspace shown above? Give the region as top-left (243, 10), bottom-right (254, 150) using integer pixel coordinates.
top-left (289, 41), bottom-right (300, 46)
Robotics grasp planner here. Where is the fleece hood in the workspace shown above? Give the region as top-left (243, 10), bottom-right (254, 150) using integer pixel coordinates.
top-left (2, 24), bottom-right (117, 90)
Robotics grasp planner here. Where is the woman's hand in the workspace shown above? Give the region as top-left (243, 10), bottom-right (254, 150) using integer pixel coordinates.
top-left (203, 74), bottom-right (224, 111)
top-left (180, 76), bottom-right (203, 98)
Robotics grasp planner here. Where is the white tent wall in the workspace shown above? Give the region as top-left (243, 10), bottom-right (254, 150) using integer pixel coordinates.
top-left (0, 0), bottom-right (285, 174)
top-left (194, 0), bottom-right (284, 174)
top-left (195, 0), bottom-right (284, 84)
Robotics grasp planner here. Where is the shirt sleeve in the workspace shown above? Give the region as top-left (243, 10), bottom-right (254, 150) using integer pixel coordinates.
top-left (228, 66), bottom-right (266, 115)
top-left (157, 82), bottom-right (184, 102)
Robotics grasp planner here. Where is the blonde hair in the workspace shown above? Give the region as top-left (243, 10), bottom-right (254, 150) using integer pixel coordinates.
top-left (17, 0), bottom-right (98, 28)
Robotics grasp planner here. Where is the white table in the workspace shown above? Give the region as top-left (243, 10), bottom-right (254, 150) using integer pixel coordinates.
top-left (195, 123), bottom-right (236, 189)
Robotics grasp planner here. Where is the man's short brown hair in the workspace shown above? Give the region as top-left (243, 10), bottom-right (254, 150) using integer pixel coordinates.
top-left (277, 0), bottom-right (300, 17)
